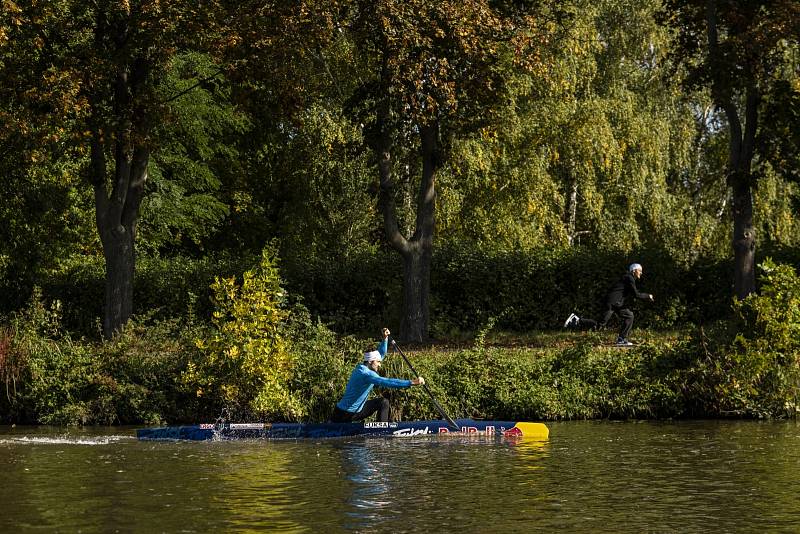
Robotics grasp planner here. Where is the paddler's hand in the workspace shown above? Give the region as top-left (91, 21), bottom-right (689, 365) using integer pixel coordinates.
top-left (648, 294), bottom-right (655, 302)
top-left (382, 327), bottom-right (391, 339)
top-left (411, 376), bottom-right (425, 386)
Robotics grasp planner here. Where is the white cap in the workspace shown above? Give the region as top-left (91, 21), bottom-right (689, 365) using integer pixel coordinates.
top-left (629, 263), bottom-right (643, 272)
top-left (363, 350), bottom-right (383, 362)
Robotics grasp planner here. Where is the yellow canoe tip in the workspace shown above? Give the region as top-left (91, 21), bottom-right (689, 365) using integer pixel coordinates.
top-left (509, 422), bottom-right (549, 440)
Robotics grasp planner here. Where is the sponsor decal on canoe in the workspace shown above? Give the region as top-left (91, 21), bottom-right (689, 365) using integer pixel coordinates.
top-left (392, 426), bottom-right (430, 436)
top-left (229, 423), bottom-right (266, 430)
top-left (363, 422), bottom-right (398, 429)
top-left (199, 424), bottom-right (215, 429)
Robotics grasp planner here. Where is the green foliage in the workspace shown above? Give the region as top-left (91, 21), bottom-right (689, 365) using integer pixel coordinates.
top-left (1, 283), bottom-right (797, 424)
top-left (0, 288), bottom-right (91, 424)
top-left (139, 52), bottom-right (247, 255)
top-left (0, 289), bottom-right (201, 425)
top-left (660, 260), bottom-right (800, 419)
top-left (2, 0), bottom-right (800, 424)
top-left (188, 248), bottom-right (303, 420)
top-left (430, 244), bottom-right (731, 334)
top-left (725, 260), bottom-right (800, 416)
top-left (282, 249), bottom-right (403, 335)
top-left (266, 104), bottom-right (376, 262)
top-left (383, 339), bottom-right (687, 422)
top-left (87, 317), bottom-right (207, 425)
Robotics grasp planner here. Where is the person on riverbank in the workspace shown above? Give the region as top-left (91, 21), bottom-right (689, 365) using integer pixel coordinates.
top-left (331, 328), bottom-right (425, 423)
top-left (563, 263), bottom-right (654, 346)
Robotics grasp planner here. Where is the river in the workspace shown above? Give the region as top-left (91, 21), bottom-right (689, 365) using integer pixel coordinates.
top-left (1, 420), bottom-right (799, 532)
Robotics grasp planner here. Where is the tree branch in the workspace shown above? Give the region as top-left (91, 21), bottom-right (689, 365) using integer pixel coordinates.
top-left (161, 69), bottom-right (225, 105)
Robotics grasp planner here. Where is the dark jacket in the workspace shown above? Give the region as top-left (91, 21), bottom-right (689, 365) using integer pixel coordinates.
top-left (605, 272), bottom-right (649, 307)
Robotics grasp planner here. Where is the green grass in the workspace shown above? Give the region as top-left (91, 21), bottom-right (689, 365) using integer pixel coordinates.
top-left (396, 328), bottom-right (689, 354)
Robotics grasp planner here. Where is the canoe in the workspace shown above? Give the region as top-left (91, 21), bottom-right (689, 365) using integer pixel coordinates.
top-left (136, 418), bottom-right (549, 441)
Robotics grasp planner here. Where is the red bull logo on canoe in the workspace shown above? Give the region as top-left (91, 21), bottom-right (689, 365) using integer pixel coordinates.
top-left (435, 425), bottom-right (510, 435)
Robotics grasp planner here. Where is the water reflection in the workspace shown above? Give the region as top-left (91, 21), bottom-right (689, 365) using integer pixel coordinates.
top-left (331, 435), bottom-right (551, 532)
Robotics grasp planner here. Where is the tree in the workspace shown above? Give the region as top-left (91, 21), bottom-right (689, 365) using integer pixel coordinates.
top-left (208, 2), bottom-right (377, 262)
top-left (344, 0), bottom-right (566, 341)
top-left (1, 2), bottom-right (208, 335)
top-left (0, 3), bottom-right (96, 310)
top-left (661, 0), bottom-right (800, 298)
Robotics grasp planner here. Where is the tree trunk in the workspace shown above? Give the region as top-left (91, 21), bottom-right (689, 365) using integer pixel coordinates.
top-left (377, 118), bottom-right (439, 342)
top-left (706, 0), bottom-right (758, 299)
top-left (92, 131), bottom-right (149, 338)
top-left (101, 224), bottom-right (135, 337)
top-left (400, 242), bottom-right (432, 343)
top-left (723, 86), bottom-right (759, 299)
top-left (565, 169), bottom-right (578, 246)
top-left (88, 12), bottom-right (153, 337)
top-left (731, 175), bottom-right (755, 298)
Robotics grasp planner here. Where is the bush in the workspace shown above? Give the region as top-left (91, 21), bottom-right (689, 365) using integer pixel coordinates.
top-left (430, 244), bottom-right (735, 333)
top-left (3, 254), bottom-right (798, 425)
top-left (283, 304), bottom-right (361, 422)
top-left (378, 339), bottom-right (687, 423)
top-left (723, 259), bottom-right (800, 417)
top-left (281, 249), bottom-right (402, 335)
top-left (188, 248), bottom-right (303, 420)
top-left (0, 288), bottom-right (205, 425)
top-left (40, 253), bottom-right (257, 337)
top-left (17, 243), bottom-right (751, 339)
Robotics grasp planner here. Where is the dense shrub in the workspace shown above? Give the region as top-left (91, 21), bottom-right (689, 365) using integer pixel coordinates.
top-left (185, 248), bottom-right (368, 423)
top-left (17, 244), bottom-right (778, 339)
top-left (429, 244), bottom-right (735, 334)
top-left (281, 249), bottom-right (403, 335)
top-left (713, 260), bottom-right (799, 418)
top-left (40, 253), bottom-right (257, 337)
top-left (0, 289), bottom-right (203, 425)
top-left (276, 244), bottom-right (738, 336)
top-left (383, 340), bottom-right (687, 423)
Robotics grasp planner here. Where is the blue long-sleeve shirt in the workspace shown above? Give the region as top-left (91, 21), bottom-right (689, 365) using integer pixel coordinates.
top-left (336, 339), bottom-right (412, 413)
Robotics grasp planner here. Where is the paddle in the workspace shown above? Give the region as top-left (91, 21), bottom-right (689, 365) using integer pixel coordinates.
top-left (390, 339), bottom-right (460, 431)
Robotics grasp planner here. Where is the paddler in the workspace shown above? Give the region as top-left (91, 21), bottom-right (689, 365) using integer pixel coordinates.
top-left (331, 327), bottom-right (425, 423)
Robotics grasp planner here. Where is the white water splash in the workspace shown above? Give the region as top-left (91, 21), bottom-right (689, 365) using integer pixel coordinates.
top-left (0, 435), bottom-right (135, 446)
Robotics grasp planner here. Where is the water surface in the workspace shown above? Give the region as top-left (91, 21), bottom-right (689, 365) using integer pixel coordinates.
top-left (1, 421), bottom-right (799, 532)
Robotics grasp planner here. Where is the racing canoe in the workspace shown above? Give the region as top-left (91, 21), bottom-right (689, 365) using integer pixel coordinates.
top-left (136, 419), bottom-right (549, 441)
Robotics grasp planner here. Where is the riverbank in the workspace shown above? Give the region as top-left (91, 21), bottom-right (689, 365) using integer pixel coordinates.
top-left (1, 317), bottom-right (797, 426)
top-left (2, 259), bottom-right (798, 426)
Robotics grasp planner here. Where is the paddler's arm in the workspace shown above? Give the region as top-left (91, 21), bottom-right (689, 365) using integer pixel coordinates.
top-left (376, 327), bottom-right (390, 358)
top-left (365, 370), bottom-right (425, 389)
